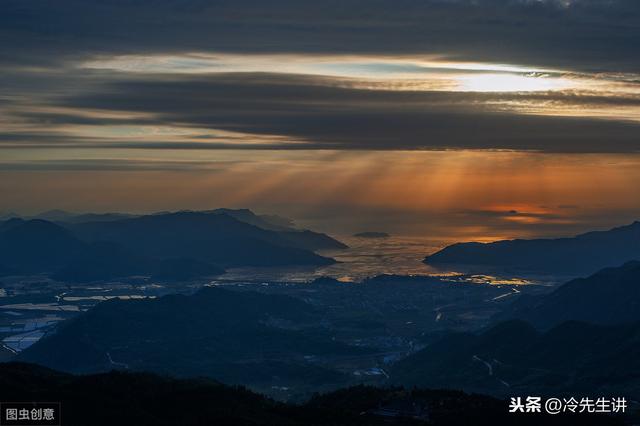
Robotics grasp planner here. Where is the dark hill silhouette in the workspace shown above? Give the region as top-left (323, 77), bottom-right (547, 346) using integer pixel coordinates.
top-left (0, 264), bottom-right (17, 276)
top-left (206, 208), bottom-right (292, 231)
top-left (65, 212), bottom-right (136, 223)
top-left (198, 209), bottom-right (348, 250)
top-left (0, 217), bottom-right (26, 232)
top-left (391, 319), bottom-right (640, 399)
top-left (496, 261), bottom-right (640, 328)
top-left (51, 242), bottom-right (151, 282)
top-left (30, 208), bottom-right (296, 230)
top-left (278, 229), bottom-right (348, 251)
top-left (0, 209), bottom-right (340, 279)
top-left (29, 210), bottom-right (135, 223)
top-left (17, 287), bottom-right (362, 389)
top-left (0, 220), bottom-right (222, 281)
top-left (424, 221), bottom-right (640, 275)
top-left (0, 363), bottom-right (621, 426)
top-left (0, 219), bottom-right (85, 272)
top-left (33, 208), bottom-right (346, 250)
top-left (68, 211), bottom-right (337, 267)
top-left (49, 243), bottom-right (226, 283)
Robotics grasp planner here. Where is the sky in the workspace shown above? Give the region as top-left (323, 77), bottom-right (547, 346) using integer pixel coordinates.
top-left (1, 0), bottom-right (640, 239)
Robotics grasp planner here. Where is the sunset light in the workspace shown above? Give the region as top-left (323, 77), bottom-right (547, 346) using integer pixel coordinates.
top-left (3, 1), bottom-right (640, 422)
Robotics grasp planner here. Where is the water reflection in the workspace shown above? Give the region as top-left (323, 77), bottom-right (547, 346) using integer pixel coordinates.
top-left (218, 236), bottom-right (551, 285)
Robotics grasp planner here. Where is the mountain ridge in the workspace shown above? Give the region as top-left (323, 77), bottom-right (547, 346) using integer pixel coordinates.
top-left (424, 220), bottom-right (640, 275)
top-left (494, 260), bottom-right (640, 328)
top-left (0, 209), bottom-right (343, 279)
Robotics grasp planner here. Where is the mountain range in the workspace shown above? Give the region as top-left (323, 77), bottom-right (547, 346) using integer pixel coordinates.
top-left (425, 220), bottom-right (640, 275)
top-left (0, 209), bottom-right (345, 281)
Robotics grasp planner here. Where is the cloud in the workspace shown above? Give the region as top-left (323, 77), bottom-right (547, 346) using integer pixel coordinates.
top-left (1, 1), bottom-right (639, 153)
top-left (11, 73), bottom-right (629, 153)
top-left (0, 159), bottom-right (230, 172)
top-left (1, 0), bottom-right (639, 72)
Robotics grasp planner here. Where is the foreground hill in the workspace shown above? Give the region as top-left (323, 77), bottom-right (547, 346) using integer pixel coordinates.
top-left (391, 319), bottom-right (640, 399)
top-left (17, 287), bottom-right (360, 391)
top-left (424, 221), bottom-right (640, 275)
top-left (0, 363), bottom-right (621, 426)
top-left (496, 261), bottom-right (640, 328)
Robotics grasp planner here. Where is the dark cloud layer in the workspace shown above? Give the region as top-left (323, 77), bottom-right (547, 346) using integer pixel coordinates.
top-left (1, 1), bottom-right (639, 153)
top-left (0, 159), bottom-right (226, 172)
top-left (1, 0), bottom-right (639, 72)
top-left (4, 73), bottom-right (631, 152)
